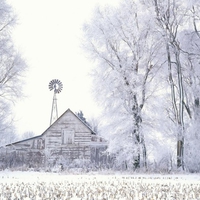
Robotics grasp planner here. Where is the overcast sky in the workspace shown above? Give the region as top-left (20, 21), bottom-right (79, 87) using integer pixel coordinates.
top-left (7, 0), bottom-right (120, 136)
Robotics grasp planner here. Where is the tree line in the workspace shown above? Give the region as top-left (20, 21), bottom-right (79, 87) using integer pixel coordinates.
top-left (83, 0), bottom-right (200, 172)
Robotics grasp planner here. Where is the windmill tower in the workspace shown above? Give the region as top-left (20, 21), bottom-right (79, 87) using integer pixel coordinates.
top-left (49, 79), bottom-right (63, 125)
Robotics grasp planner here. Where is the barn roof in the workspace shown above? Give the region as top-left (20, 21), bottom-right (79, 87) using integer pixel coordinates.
top-left (6, 108), bottom-right (96, 146)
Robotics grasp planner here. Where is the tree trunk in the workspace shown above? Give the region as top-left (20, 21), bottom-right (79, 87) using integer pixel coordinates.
top-left (132, 94), bottom-right (147, 169)
top-left (154, 0), bottom-right (186, 169)
top-left (142, 136), bottom-right (147, 169)
top-left (167, 43), bottom-right (185, 169)
top-left (177, 139), bottom-right (184, 168)
top-left (175, 46), bottom-right (185, 170)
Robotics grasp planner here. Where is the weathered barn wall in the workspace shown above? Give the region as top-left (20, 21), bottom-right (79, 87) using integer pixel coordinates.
top-left (43, 110), bottom-right (92, 165)
top-left (0, 109), bottom-right (111, 170)
top-left (0, 136), bottom-right (45, 169)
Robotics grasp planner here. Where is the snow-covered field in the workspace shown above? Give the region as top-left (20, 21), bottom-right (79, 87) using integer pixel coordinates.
top-left (0, 171), bottom-right (199, 200)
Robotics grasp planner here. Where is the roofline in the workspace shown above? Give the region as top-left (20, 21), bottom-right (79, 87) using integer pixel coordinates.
top-left (6, 135), bottom-right (42, 147)
top-left (71, 109), bottom-right (97, 135)
top-left (5, 108), bottom-right (96, 146)
top-left (40, 108), bottom-right (96, 136)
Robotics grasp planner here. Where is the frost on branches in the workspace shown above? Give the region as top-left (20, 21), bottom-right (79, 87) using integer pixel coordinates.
top-left (0, 0), bottom-right (27, 146)
top-left (83, 0), bottom-right (200, 172)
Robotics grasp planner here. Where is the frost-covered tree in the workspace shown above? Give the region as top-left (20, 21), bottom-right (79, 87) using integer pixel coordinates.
top-left (0, 102), bottom-right (17, 146)
top-left (141, 0), bottom-right (200, 171)
top-left (177, 2), bottom-right (200, 172)
top-left (83, 0), bottom-right (200, 172)
top-left (83, 0), bottom-right (160, 170)
top-left (0, 0), bottom-right (27, 145)
top-left (148, 0), bottom-right (188, 170)
top-left (87, 117), bottom-right (100, 134)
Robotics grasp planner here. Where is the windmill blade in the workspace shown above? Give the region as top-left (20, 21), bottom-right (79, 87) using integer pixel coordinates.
top-left (49, 79), bottom-right (63, 93)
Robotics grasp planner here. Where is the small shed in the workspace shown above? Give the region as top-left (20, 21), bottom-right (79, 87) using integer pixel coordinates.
top-left (0, 109), bottom-right (110, 169)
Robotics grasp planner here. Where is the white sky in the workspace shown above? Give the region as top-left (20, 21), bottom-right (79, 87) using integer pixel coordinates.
top-left (7, 0), bottom-right (120, 136)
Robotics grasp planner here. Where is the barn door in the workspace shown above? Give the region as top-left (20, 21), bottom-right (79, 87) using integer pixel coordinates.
top-left (62, 130), bottom-right (74, 144)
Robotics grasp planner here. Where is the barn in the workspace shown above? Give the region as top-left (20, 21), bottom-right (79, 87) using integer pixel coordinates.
top-left (0, 109), bottom-right (112, 170)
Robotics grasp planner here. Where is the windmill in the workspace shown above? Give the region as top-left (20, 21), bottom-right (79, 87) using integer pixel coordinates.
top-left (49, 79), bottom-right (63, 125)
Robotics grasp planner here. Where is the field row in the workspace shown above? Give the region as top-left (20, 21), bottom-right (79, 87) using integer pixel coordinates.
top-left (0, 177), bottom-right (200, 200)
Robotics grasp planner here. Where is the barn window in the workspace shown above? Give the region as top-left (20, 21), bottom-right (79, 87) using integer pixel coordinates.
top-left (62, 130), bottom-right (74, 144)
top-left (37, 138), bottom-right (45, 149)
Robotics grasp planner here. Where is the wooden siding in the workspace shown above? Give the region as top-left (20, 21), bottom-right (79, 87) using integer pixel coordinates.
top-left (42, 109), bottom-right (93, 164)
top-left (0, 109), bottom-right (108, 169)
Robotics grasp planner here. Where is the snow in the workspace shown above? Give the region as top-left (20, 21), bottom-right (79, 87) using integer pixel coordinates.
top-left (0, 170), bottom-right (200, 199)
top-left (0, 170), bottom-right (199, 183)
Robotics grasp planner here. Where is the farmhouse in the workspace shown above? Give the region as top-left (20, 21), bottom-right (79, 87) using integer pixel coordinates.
top-left (0, 109), bottom-right (111, 169)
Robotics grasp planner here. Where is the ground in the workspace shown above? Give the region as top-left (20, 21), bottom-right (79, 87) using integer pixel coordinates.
top-left (0, 170), bottom-right (199, 199)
